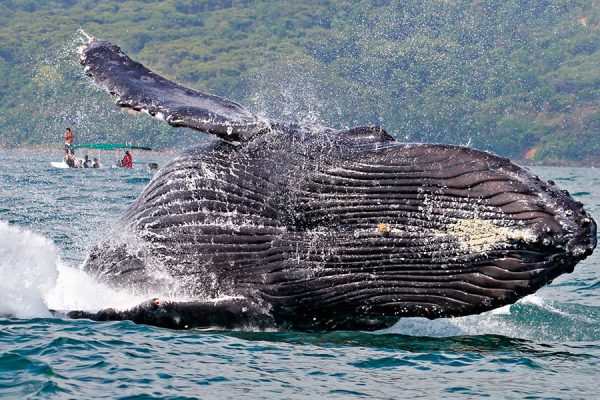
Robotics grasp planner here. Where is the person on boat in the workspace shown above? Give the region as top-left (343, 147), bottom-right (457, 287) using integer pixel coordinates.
top-left (121, 151), bottom-right (133, 168)
top-left (83, 155), bottom-right (92, 168)
top-left (63, 127), bottom-right (75, 156)
top-left (64, 152), bottom-right (75, 168)
top-left (92, 158), bottom-right (101, 168)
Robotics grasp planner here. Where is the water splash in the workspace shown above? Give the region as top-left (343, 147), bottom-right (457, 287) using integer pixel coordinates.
top-left (25, 31), bottom-right (171, 148)
top-left (45, 263), bottom-right (146, 313)
top-left (0, 221), bottom-right (58, 317)
top-left (76, 27), bottom-right (93, 44)
top-left (382, 294), bottom-right (600, 342)
top-left (248, 58), bottom-right (338, 127)
top-left (0, 221), bottom-right (144, 318)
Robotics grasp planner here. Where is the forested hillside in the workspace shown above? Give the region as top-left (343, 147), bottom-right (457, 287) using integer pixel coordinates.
top-left (0, 0), bottom-right (598, 163)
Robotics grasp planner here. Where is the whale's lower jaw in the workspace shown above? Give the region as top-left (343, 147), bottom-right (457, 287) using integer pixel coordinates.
top-left (258, 248), bottom-right (591, 331)
top-left (74, 250), bottom-right (584, 332)
top-left (81, 245), bottom-right (584, 331)
top-left (66, 250), bottom-right (583, 332)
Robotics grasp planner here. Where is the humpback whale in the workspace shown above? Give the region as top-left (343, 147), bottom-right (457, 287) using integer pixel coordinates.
top-left (66, 38), bottom-right (596, 331)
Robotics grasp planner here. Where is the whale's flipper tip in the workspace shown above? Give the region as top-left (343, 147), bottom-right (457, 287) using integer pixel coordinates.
top-left (78, 39), bottom-right (268, 143)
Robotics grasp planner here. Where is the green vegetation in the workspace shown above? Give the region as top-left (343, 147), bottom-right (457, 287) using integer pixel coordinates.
top-left (0, 0), bottom-right (598, 163)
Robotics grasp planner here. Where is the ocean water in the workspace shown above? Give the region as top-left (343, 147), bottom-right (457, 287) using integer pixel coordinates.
top-left (0, 149), bottom-right (598, 399)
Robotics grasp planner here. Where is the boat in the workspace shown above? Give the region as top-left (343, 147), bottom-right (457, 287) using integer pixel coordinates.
top-left (51, 143), bottom-right (153, 169)
top-left (51, 161), bottom-right (69, 169)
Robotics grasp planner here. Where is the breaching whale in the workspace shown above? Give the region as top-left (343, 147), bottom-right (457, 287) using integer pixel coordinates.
top-left (65, 38), bottom-right (596, 330)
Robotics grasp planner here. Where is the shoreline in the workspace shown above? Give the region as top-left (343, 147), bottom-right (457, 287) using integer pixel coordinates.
top-left (0, 144), bottom-right (178, 156)
top-left (1, 145), bottom-right (597, 168)
top-left (513, 159), bottom-right (599, 169)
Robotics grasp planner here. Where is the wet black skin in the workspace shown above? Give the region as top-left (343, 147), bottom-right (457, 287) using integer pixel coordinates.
top-left (63, 39), bottom-right (597, 331)
top-left (64, 298), bottom-right (274, 330)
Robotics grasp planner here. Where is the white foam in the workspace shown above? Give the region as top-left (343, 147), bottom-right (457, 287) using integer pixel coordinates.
top-left (379, 317), bottom-right (463, 337)
top-left (0, 222), bottom-right (59, 317)
top-left (383, 294), bottom-right (560, 339)
top-left (45, 263), bottom-right (145, 312)
top-left (0, 221), bottom-right (145, 318)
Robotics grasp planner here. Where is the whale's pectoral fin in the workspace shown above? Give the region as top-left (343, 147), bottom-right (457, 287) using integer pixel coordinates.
top-left (57, 297), bottom-right (274, 330)
top-left (79, 39), bottom-right (266, 143)
top-left (336, 126), bottom-right (395, 144)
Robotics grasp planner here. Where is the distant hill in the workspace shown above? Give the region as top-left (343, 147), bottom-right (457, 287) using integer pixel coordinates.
top-left (0, 0), bottom-right (598, 163)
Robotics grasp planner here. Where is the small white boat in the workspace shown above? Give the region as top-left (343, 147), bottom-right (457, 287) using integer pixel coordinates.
top-left (51, 143), bottom-right (153, 170)
top-left (51, 161), bottom-right (70, 169)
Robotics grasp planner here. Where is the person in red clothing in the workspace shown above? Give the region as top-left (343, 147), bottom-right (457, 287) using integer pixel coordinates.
top-left (64, 127), bottom-right (75, 156)
top-left (121, 151), bottom-right (133, 168)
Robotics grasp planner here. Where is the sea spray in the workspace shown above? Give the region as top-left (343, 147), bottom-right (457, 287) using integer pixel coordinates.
top-left (382, 295), bottom-right (592, 341)
top-left (0, 221), bottom-right (58, 317)
top-left (45, 263), bottom-right (147, 313)
top-left (0, 221), bottom-right (146, 317)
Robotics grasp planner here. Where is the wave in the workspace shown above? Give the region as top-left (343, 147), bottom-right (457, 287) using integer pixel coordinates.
top-left (383, 294), bottom-right (600, 342)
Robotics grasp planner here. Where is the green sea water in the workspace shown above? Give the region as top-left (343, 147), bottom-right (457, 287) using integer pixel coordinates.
top-left (0, 150), bottom-right (598, 399)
